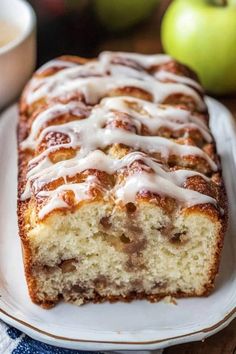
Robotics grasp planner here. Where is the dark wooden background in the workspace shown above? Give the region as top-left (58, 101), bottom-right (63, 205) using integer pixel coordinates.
top-left (32, 0), bottom-right (236, 352)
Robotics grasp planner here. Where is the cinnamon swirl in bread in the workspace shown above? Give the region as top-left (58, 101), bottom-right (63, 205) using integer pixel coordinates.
top-left (18, 52), bottom-right (227, 308)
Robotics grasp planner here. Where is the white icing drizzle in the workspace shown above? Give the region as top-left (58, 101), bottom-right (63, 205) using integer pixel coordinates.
top-left (21, 97), bottom-right (212, 152)
top-left (37, 176), bottom-right (98, 219)
top-left (27, 75), bottom-right (205, 110)
top-left (101, 96), bottom-right (211, 142)
top-left (115, 172), bottom-right (215, 206)
top-left (25, 51), bottom-right (205, 111)
top-left (21, 150), bottom-right (210, 202)
top-left (22, 100), bottom-right (216, 171)
top-left (25, 150), bottom-right (215, 219)
top-left (22, 150), bottom-right (209, 200)
top-left (154, 70), bottom-right (202, 91)
top-left (21, 156), bottom-right (52, 200)
top-left (20, 52), bottom-right (219, 219)
top-left (99, 51), bottom-right (172, 68)
top-left (21, 101), bottom-right (89, 150)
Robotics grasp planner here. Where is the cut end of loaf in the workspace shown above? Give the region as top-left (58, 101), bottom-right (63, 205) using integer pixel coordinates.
top-left (23, 199), bottom-right (224, 307)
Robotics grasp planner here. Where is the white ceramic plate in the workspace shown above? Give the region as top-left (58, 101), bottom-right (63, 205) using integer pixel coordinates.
top-left (0, 98), bottom-right (235, 352)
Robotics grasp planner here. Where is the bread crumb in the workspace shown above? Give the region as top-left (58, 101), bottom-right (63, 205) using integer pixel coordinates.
top-left (163, 296), bottom-right (177, 305)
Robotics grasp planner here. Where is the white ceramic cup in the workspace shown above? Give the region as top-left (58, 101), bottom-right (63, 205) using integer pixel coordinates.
top-left (0, 0), bottom-right (36, 110)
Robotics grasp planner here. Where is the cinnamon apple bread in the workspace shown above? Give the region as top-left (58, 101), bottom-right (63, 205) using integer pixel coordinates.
top-left (18, 51), bottom-right (227, 308)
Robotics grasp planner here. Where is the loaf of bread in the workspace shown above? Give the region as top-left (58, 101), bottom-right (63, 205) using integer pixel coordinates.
top-left (18, 52), bottom-right (227, 308)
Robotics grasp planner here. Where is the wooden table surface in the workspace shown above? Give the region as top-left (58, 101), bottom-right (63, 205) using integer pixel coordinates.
top-left (34, 0), bottom-right (236, 352)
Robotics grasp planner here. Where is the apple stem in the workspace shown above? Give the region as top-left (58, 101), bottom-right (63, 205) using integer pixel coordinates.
top-left (207, 0), bottom-right (227, 5)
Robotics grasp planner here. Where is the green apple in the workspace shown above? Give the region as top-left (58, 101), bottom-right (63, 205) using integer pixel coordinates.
top-left (161, 0), bottom-right (236, 95)
top-left (94, 0), bottom-right (159, 32)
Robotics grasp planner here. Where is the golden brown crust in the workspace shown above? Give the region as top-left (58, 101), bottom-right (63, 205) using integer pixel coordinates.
top-left (17, 53), bottom-right (228, 308)
top-left (33, 288), bottom-right (216, 310)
